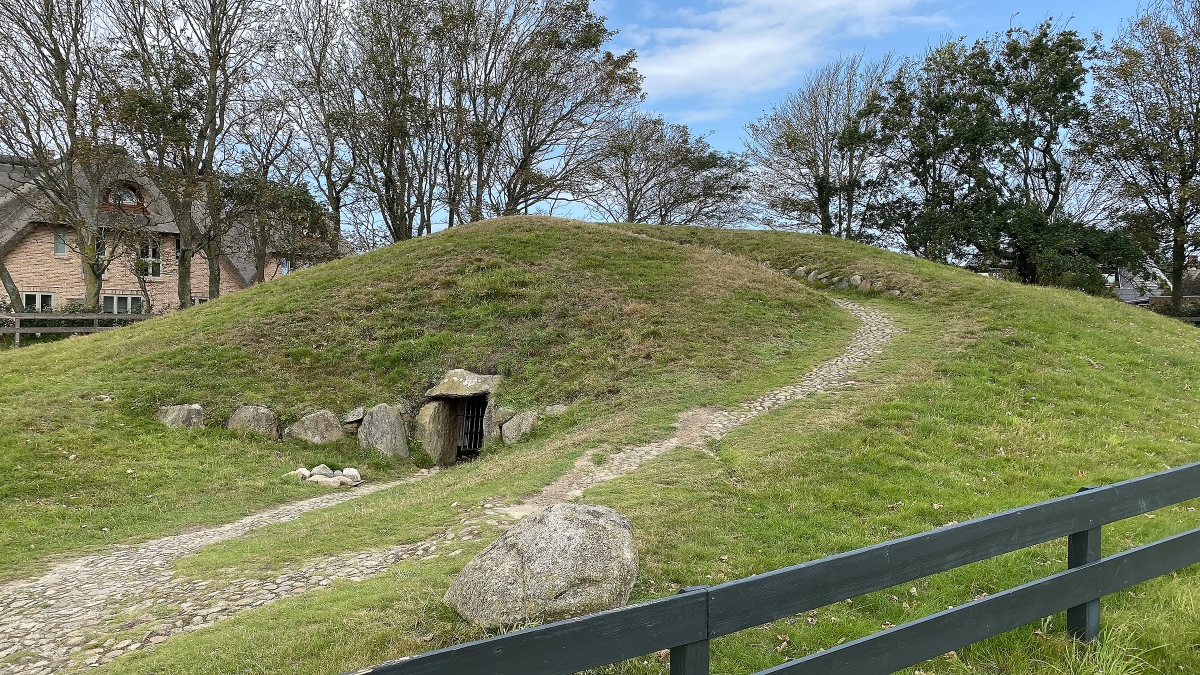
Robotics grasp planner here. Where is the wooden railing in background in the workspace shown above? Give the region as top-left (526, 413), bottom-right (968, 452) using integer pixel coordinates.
top-left (0, 312), bottom-right (151, 347)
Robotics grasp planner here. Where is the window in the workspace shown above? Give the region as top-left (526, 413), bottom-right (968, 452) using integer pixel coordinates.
top-left (138, 238), bottom-right (162, 277)
top-left (1103, 272), bottom-right (1119, 288)
top-left (23, 293), bottom-right (54, 312)
top-left (101, 294), bottom-right (143, 314)
top-left (106, 185), bottom-right (139, 207)
top-left (190, 296), bottom-right (209, 306)
top-left (53, 229), bottom-right (67, 255)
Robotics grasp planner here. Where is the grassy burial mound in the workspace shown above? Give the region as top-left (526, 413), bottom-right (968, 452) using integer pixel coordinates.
top-left (93, 225), bottom-right (1200, 675)
top-left (0, 216), bottom-right (849, 580)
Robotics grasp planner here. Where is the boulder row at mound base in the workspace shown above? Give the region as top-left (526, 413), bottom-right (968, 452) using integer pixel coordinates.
top-left (226, 405), bottom-right (278, 438)
top-left (358, 404), bottom-right (409, 457)
top-left (156, 404), bottom-right (203, 429)
top-left (282, 410), bottom-right (345, 444)
top-left (443, 504), bottom-right (637, 629)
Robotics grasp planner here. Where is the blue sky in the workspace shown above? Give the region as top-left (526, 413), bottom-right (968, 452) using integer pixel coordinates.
top-left (596, 0), bottom-right (1134, 152)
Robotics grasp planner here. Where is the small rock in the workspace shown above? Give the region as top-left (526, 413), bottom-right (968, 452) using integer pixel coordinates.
top-left (284, 468), bottom-right (311, 480)
top-left (342, 467), bottom-right (362, 482)
top-left (849, 274), bottom-right (863, 287)
top-left (282, 410), bottom-right (344, 444)
top-left (858, 278), bottom-right (873, 291)
top-left (886, 289), bottom-right (902, 296)
top-left (501, 410), bottom-right (538, 445)
top-left (309, 464), bottom-right (335, 478)
top-left (227, 405), bottom-right (278, 437)
top-left (333, 470), bottom-right (343, 477)
top-left (336, 475), bottom-right (355, 486)
top-left (544, 404), bottom-right (569, 416)
top-left (807, 269), bottom-right (820, 282)
top-left (156, 404), bottom-right (204, 429)
top-left (794, 266), bottom-right (807, 276)
top-left (96, 394), bottom-right (113, 403)
top-left (342, 407), bottom-right (366, 424)
top-left (817, 271), bottom-right (832, 281)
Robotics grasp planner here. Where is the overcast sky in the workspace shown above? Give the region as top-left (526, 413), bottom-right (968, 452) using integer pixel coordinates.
top-left (597, 0), bottom-right (1134, 152)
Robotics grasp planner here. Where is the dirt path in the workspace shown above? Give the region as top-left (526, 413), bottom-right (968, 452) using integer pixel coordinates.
top-left (0, 300), bottom-right (894, 675)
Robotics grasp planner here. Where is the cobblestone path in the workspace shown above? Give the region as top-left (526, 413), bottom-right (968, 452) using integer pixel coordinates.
top-left (0, 300), bottom-right (894, 674)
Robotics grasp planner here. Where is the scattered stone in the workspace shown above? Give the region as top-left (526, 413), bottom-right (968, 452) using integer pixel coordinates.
top-left (227, 405), bottom-right (278, 437)
top-left (817, 271), bottom-right (832, 281)
top-left (544, 404), bottom-right (569, 417)
top-left (309, 464), bottom-right (335, 478)
top-left (443, 504), bottom-right (638, 629)
top-left (358, 404), bottom-right (409, 457)
top-left (155, 404), bottom-right (204, 429)
top-left (794, 266), bottom-right (806, 277)
top-left (284, 468), bottom-right (311, 480)
top-left (849, 274), bottom-right (862, 287)
top-left (807, 269), bottom-right (820, 282)
top-left (96, 394), bottom-right (113, 403)
top-left (282, 410), bottom-right (344, 444)
top-left (886, 289), bottom-right (902, 296)
top-left (342, 407), bottom-right (365, 424)
top-left (306, 475), bottom-right (343, 488)
top-left (426, 369), bottom-right (501, 398)
top-left (342, 468), bottom-right (362, 483)
top-left (859, 278), bottom-right (873, 291)
top-left (336, 475), bottom-right (355, 486)
top-left (830, 277), bottom-right (843, 287)
top-left (416, 400), bottom-right (456, 467)
top-left (501, 410), bottom-right (538, 445)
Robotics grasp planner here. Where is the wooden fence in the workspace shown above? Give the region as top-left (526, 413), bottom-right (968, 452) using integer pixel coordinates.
top-left (0, 312), bottom-right (151, 347)
top-left (341, 460), bottom-right (1200, 675)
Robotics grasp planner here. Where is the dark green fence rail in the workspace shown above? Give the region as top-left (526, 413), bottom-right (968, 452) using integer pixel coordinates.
top-left (342, 461), bottom-right (1200, 675)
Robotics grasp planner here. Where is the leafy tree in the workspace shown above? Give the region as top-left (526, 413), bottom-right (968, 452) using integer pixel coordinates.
top-left (582, 111), bottom-right (748, 226)
top-left (1087, 0), bottom-right (1200, 307)
top-left (856, 23), bottom-right (1142, 291)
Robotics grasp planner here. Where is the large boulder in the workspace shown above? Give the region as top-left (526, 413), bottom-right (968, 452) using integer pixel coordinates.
top-left (443, 504), bottom-right (637, 628)
top-left (415, 400), bottom-right (456, 466)
top-left (282, 410), bottom-right (345, 444)
top-left (227, 405), bottom-right (278, 437)
top-left (501, 410), bottom-right (538, 445)
top-left (486, 405), bottom-right (515, 439)
top-left (358, 404), bottom-right (410, 457)
top-left (426, 369), bottom-right (501, 398)
top-left (156, 404), bottom-right (204, 429)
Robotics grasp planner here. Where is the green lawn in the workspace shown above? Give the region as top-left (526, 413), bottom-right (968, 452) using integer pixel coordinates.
top-left (7, 219), bottom-right (1200, 674)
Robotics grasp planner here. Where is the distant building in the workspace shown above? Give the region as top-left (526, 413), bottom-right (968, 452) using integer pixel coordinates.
top-left (0, 157), bottom-right (282, 313)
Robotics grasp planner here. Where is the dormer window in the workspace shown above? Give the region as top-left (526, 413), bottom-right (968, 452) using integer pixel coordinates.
top-left (105, 185), bottom-right (140, 207)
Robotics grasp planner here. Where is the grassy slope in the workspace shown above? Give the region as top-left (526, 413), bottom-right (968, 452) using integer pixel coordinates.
top-left (94, 225), bottom-right (1200, 675)
top-left (0, 217), bottom-right (848, 581)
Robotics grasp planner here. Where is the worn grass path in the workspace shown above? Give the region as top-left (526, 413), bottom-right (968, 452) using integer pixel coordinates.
top-left (0, 300), bottom-right (893, 675)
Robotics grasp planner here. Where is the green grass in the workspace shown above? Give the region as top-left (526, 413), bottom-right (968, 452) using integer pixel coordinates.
top-left (0, 216), bottom-right (848, 580)
top-left (9, 219), bottom-right (1200, 674)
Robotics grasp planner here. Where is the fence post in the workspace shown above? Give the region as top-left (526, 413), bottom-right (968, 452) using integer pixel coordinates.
top-left (1067, 486), bottom-right (1102, 641)
top-left (14, 316), bottom-right (19, 349)
top-left (670, 586), bottom-right (710, 675)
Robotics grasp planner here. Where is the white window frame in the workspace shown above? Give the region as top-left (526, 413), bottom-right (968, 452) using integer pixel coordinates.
top-left (23, 292), bottom-right (55, 312)
top-left (53, 229), bottom-right (68, 256)
top-left (139, 237), bottom-right (162, 278)
top-left (106, 185), bottom-right (140, 207)
top-left (101, 294), bottom-right (144, 315)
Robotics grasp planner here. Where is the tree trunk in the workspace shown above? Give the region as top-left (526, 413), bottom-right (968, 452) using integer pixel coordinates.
top-left (79, 231), bottom-right (102, 311)
top-left (207, 248), bottom-right (222, 300)
top-left (177, 247), bottom-right (194, 309)
top-left (1172, 218), bottom-right (1187, 308)
top-left (0, 260), bottom-right (24, 311)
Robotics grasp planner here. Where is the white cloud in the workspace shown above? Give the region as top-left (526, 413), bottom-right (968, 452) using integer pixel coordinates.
top-left (627, 0), bottom-right (949, 102)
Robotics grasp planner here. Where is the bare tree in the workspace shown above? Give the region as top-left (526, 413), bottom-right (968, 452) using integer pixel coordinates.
top-left (744, 52), bottom-right (893, 239)
top-left (280, 0), bottom-right (356, 255)
top-left (105, 0), bottom-right (275, 305)
top-left (582, 110), bottom-right (748, 226)
top-left (0, 0), bottom-right (142, 310)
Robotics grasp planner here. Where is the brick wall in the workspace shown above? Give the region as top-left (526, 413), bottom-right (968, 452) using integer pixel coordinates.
top-left (2, 224), bottom-right (248, 312)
